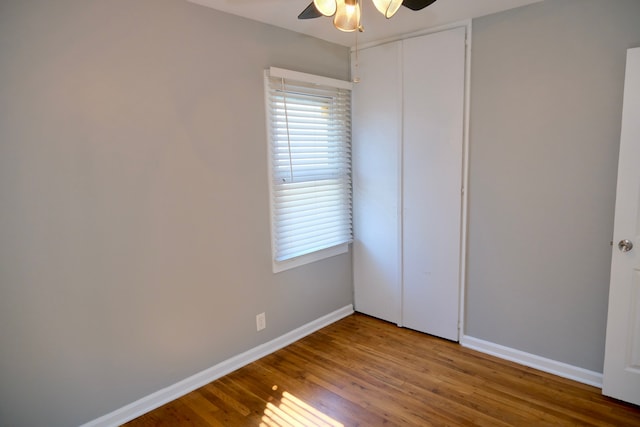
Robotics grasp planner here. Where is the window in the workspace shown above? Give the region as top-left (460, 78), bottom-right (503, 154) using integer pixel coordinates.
top-left (264, 67), bottom-right (353, 273)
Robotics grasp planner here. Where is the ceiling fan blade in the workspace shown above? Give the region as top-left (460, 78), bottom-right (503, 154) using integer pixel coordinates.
top-left (298, 2), bottom-right (323, 19)
top-left (402, 0), bottom-right (437, 11)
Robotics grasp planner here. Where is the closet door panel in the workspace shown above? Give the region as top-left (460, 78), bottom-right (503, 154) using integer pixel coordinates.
top-left (402, 27), bottom-right (466, 340)
top-left (352, 42), bottom-right (403, 323)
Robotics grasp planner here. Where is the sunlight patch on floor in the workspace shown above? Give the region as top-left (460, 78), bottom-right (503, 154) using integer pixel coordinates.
top-left (261, 389), bottom-right (344, 427)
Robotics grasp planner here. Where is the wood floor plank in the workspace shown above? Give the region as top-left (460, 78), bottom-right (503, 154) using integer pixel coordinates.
top-left (178, 391), bottom-right (227, 427)
top-left (287, 339), bottom-right (509, 426)
top-left (247, 359), bottom-right (388, 426)
top-left (124, 314), bottom-right (640, 426)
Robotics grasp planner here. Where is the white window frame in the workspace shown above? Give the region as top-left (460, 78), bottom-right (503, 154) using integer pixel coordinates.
top-left (264, 67), bottom-right (353, 273)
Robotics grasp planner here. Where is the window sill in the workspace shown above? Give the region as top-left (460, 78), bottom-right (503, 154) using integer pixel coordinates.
top-left (272, 243), bottom-right (349, 273)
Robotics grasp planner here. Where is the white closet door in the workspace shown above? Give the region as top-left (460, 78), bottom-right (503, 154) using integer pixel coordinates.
top-left (402, 27), bottom-right (466, 340)
top-left (352, 41), bottom-right (403, 324)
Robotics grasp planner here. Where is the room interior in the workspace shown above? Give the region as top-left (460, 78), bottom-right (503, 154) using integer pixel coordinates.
top-left (1, 1), bottom-right (640, 426)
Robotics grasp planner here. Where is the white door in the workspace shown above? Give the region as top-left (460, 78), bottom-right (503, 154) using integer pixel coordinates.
top-left (402, 27), bottom-right (466, 341)
top-left (602, 47), bottom-right (640, 406)
top-left (352, 41), bottom-right (403, 324)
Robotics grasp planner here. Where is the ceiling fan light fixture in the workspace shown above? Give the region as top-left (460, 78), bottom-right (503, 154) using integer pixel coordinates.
top-left (333, 0), bottom-right (361, 32)
top-left (313, 0), bottom-right (337, 17)
top-left (372, 0), bottom-right (403, 18)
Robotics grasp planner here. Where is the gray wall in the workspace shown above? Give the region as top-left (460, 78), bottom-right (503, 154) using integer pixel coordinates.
top-left (467, 0), bottom-right (640, 373)
top-left (0, 1), bottom-right (351, 426)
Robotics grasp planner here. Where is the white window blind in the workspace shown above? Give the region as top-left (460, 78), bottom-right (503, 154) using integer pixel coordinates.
top-left (264, 68), bottom-right (353, 270)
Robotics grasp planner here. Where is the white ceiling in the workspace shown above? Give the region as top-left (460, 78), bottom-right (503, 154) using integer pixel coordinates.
top-left (187, 0), bottom-right (543, 47)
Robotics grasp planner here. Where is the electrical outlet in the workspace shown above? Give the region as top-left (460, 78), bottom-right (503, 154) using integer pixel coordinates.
top-left (256, 312), bottom-right (266, 331)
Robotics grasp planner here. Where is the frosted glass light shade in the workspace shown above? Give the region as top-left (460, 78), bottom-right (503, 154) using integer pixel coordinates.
top-left (372, 0), bottom-right (403, 18)
top-left (334, 0), bottom-right (360, 32)
top-left (314, 0), bottom-right (337, 16)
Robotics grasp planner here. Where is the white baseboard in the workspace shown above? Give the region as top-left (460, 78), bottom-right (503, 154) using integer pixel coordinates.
top-left (460, 335), bottom-right (603, 388)
top-left (81, 305), bottom-right (354, 427)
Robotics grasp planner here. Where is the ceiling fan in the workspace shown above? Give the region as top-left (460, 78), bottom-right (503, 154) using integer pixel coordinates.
top-left (298, 0), bottom-right (438, 32)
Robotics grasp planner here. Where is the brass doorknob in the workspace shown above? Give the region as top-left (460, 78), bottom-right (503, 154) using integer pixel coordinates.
top-left (618, 239), bottom-right (634, 253)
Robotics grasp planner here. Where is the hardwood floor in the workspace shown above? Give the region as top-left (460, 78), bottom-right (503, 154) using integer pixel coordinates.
top-left (124, 313), bottom-right (640, 426)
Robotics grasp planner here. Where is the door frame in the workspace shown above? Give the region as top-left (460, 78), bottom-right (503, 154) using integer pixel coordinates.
top-left (351, 20), bottom-right (472, 339)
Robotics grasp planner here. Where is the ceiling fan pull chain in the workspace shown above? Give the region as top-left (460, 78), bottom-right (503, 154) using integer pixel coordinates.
top-left (353, 7), bottom-right (361, 84)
